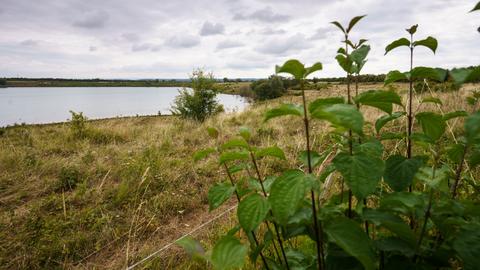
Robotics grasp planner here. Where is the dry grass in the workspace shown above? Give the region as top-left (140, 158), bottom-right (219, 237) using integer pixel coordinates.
top-left (0, 82), bottom-right (478, 269)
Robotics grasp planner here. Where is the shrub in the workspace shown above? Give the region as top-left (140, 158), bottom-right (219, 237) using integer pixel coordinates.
top-left (69, 111), bottom-right (87, 138)
top-left (251, 75), bottom-right (286, 100)
top-left (171, 69), bottom-right (221, 122)
top-left (0, 78), bottom-right (6, 86)
top-left (56, 166), bottom-right (82, 191)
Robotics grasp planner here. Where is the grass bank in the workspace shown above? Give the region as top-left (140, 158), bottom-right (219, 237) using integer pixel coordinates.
top-left (0, 83), bottom-right (478, 269)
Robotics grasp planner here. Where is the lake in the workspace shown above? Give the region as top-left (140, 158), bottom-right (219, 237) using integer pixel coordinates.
top-left (0, 87), bottom-right (249, 126)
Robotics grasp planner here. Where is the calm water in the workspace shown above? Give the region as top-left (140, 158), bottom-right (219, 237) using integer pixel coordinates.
top-left (0, 87), bottom-right (248, 126)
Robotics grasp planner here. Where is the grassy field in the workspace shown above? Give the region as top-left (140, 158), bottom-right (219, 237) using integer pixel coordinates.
top-left (0, 83), bottom-right (478, 269)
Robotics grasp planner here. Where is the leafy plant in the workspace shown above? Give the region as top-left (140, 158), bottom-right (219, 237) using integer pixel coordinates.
top-left (179, 10), bottom-right (480, 270)
top-left (251, 75), bottom-right (287, 101)
top-left (172, 69), bottom-right (223, 122)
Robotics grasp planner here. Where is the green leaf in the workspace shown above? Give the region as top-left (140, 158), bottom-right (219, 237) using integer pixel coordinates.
top-left (346, 15), bottom-right (367, 33)
top-left (219, 150), bottom-right (250, 164)
top-left (410, 66), bottom-right (445, 81)
top-left (264, 104), bottom-right (304, 122)
top-left (305, 62), bottom-right (323, 78)
top-left (311, 104), bottom-right (364, 134)
top-left (299, 150), bottom-right (325, 168)
top-left (447, 143), bottom-right (466, 163)
top-left (330, 21), bottom-right (346, 34)
top-left (335, 54), bottom-right (353, 73)
top-left (384, 155), bottom-right (423, 192)
top-left (333, 152), bottom-right (385, 199)
top-left (421, 96), bottom-right (443, 105)
top-left (207, 127), bottom-right (219, 138)
top-left (176, 236), bottom-right (205, 258)
top-left (211, 235), bottom-right (248, 270)
top-left (465, 111), bottom-right (480, 144)
top-left (384, 70), bottom-right (408, 85)
top-left (356, 140), bottom-right (384, 158)
top-left (308, 97), bottom-right (345, 114)
top-left (415, 112), bottom-right (446, 141)
top-left (449, 68), bottom-right (476, 86)
top-left (453, 223), bottom-right (480, 270)
top-left (380, 192), bottom-right (424, 215)
top-left (469, 149), bottom-right (480, 168)
top-left (351, 45), bottom-right (371, 73)
top-left (385, 38), bottom-right (410, 55)
top-left (221, 138), bottom-right (249, 150)
top-left (238, 126), bottom-right (251, 141)
top-left (237, 193), bottom-right (269, 232)
top-left (268, 170), bottom-right (306, 225)
top-left (255, 146), bottom-right (286, 160)
top-left (375, 238), bottom-right (415, 258)
top-left (363, 209), bottom-right (416, 246)
top-left (375, 112), bottom-right (406, 133)
top-left (276, 59), bottom-right (305, 80)
top-left (354, 90), bottom-right (402, 114)
top-left (471, 2), bottom-right (480, 12)
top-left (208, 182), bottom-right (235, 211)
top-left (443, 110), bottom-right (468, 121)
top-left (406, 24), bottom-right (418, 35)
top-left (193, 148), bottom-right (216, 162)
top-left (415, 166), bottom-right (450, 190)
top-left (413, 36), bottom-right (438, 54)
top-left (325, 217), bottom-right (376, 270)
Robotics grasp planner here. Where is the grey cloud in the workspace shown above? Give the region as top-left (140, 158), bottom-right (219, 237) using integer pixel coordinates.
top-left (89, 46), bottom-right (97, 52)
top-left (234, 7), bottom-right (290, 23)
top-left (216, 40), bottom-right (244, 50)
top-left (122, 33), bottom-right (140, 42)
top-left (309, 27), bottom-right (334, 40)
top-left (259, 27), bottom-right (286, 35)
top-left (164, 35), bottom-right (201, 48)
top-left (72, 10), bottom-right (109, 29)
top-left (131, 43), bottom-right (152, 52)
top-left (200, 21), bottom-right (225, 36)
top-left (20, 39), bottom-right (39, 46)
top-left (256, 33), bottom-right (311, 55)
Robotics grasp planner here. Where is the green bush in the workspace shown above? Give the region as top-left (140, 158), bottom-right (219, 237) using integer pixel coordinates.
top-left (69, 111), bottom-right (87, 138)
top-left (56, 166), bottom-right (82, 191)
top-left (171, 69), bottom-right (222, 122)
top-left (251, 75), bottom-right (286, 100)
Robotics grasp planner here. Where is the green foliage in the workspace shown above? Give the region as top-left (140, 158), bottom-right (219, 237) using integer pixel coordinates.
top-left (69, 111), bottom-right (88, 138)
top-left (171, 69), bottom-right (222, 122)
top-left (0, 78), bottom-right (6, 85)
top-left (56, 166), bottom-right (82, 191)
top-left (182, 11), bottom-right (480, 270)
top-left (211, 236), bottom-right (248, 270)
top-left (251, 75), bottom-right (287, 101)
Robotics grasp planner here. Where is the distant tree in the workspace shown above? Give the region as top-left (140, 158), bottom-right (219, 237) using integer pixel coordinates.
top-left (223, 77), bottom-right (229, 83)
top-left (0, 78), bottom-right (6, 85)
top-left (251, 75), bottom-right (286, 100)
top-left (172, 69), bottom-right (222, 122)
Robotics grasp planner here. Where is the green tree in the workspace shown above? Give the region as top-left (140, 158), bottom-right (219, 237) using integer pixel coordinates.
top-left (0, 78), bottom-right (6, 86)
top-left (172, 69), bottom-right (222, 122)
top-left (251, 75), bottom-right (286, 101)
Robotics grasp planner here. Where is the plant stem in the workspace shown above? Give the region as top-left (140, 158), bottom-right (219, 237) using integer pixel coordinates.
top-left (223, 163), bottom-right (271, 270)
top-left (301, 81), bottom-right (325, 270)
top-left (252, 232), bottom-right (270, 270)
top-left (415, 188), bottom-right (434, 259)
top-left (345, 34), bottom-right (354, 219)
top-left (407, 33), bottom-right (414, 162)
top-left (248, 151), bottom-right (289, 269)
top-left (451, 145), bottom-right (468, 199)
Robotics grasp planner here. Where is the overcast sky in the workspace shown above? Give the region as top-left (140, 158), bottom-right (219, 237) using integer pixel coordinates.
top-left (0, 0), bottom-right (478, 79)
